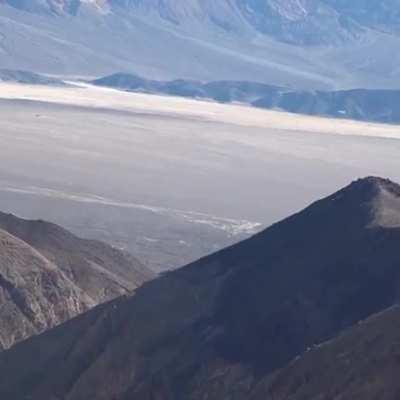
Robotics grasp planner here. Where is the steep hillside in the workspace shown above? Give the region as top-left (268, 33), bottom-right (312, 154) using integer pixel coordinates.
top-left (251, 306), bottom-right (400, 400)
top-left (0, 228), bottom-right (92, 350)
top-left (0, 212), bottom-right (154, 349)
top-left (0, 212), bottom-right (153, 303)
top-left (1, 177), bottom-right (400, 399)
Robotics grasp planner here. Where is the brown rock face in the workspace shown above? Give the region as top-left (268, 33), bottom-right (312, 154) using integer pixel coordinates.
top-left (0, 212), bottom-right (154, 304)
top-left (0, 212), bottom-right (154, 350)
top-left (0, 228), bottom-right (92, 350)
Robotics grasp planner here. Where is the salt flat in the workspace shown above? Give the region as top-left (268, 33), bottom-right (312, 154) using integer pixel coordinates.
top-left (1, 82), bottom-right (400, 138)
top-left (1, 83), bottom-right (399, 270)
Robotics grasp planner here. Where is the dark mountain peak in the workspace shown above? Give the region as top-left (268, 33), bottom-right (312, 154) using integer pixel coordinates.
top-left (327, 176), bottom-right (390, 201)
top-left (345, 176), bottom-right (399, 193)
top-left (278, 176), bottom-right (400, 235)
top-left (330, 177), bottom-right (400, 229)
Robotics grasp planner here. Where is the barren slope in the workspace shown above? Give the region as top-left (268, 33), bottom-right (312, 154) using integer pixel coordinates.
top-left (0, 212), bottom-right (153, 303)
top-left (0, 228), bottom-right (92, 350)
top-left (251, 306), bottom-right (400, 400)
top-left (0, 212), bottom-right (154, 350)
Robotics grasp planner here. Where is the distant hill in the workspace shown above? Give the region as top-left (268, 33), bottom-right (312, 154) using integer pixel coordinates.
top-left (2, 177), bottom-right (400, 399)
top-left (92, 73), bottom-right (282, 103)
top-left (0, 69), bottom-right (65, 85)
top-left (0, 211), bottom-right (154, 350)
top-left (93, 73), bottom-right (400, 124)
top-left (253, 88), bottom-right (400, 124)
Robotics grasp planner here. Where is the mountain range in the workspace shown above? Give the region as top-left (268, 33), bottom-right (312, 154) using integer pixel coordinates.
top-left (0, 211), bottom-right (154, 350)
top-left (3, 0), bottom-right (399, 44)
top-left (1, 177), bottom-right (400, 399)
top-left (1, 0), bottom-right (400, 89)
top-left (93, 72), bottom-right (400, 124)
top-left (2, 69), bottom-right (398, 124)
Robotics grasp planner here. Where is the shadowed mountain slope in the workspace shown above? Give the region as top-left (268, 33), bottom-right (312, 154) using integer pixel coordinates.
top-left (0, 212), bottom-right (154, 350)
top-left (1, 177), bottom-right (400, 399)
top-left (251, 306), bottom-right (400, 400)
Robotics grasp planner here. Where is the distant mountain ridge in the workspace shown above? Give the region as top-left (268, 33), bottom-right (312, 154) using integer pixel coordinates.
top-left (0, 69), bottom-right (65, 85)
top-left (0, 211), bottom-right (154, 350)
top-left (93, 73), bottom-right (400, 124)
top-left (3, 0), bottom-right (399, 45)
top-left (254, 88), bottom-right (400, 124)
top-left (1, 177), bottom-right (400, 399)
top-left (92, 73), bottom-right (283, 103)
top-left (1, 0), bottom-right (400, 89)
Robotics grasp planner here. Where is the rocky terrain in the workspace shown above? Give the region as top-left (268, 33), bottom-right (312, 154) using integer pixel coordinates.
top-left (0, 211), bottom-right (154, 350)
top-left (0, 228), bottom-right (91, 350)
top-left (1, 177), bottom-right (400, 399)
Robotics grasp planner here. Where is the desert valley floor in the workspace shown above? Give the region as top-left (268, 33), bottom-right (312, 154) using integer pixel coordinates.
top-left (1, 82), bottom-right (400, 270)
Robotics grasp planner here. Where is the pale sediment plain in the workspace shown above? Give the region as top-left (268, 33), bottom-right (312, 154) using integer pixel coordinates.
top-left (0, 82), bottom-right (400, 270)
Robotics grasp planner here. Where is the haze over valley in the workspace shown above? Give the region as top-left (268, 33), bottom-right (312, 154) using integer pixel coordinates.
top-left (1, 81), bottom-right (400, 270)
